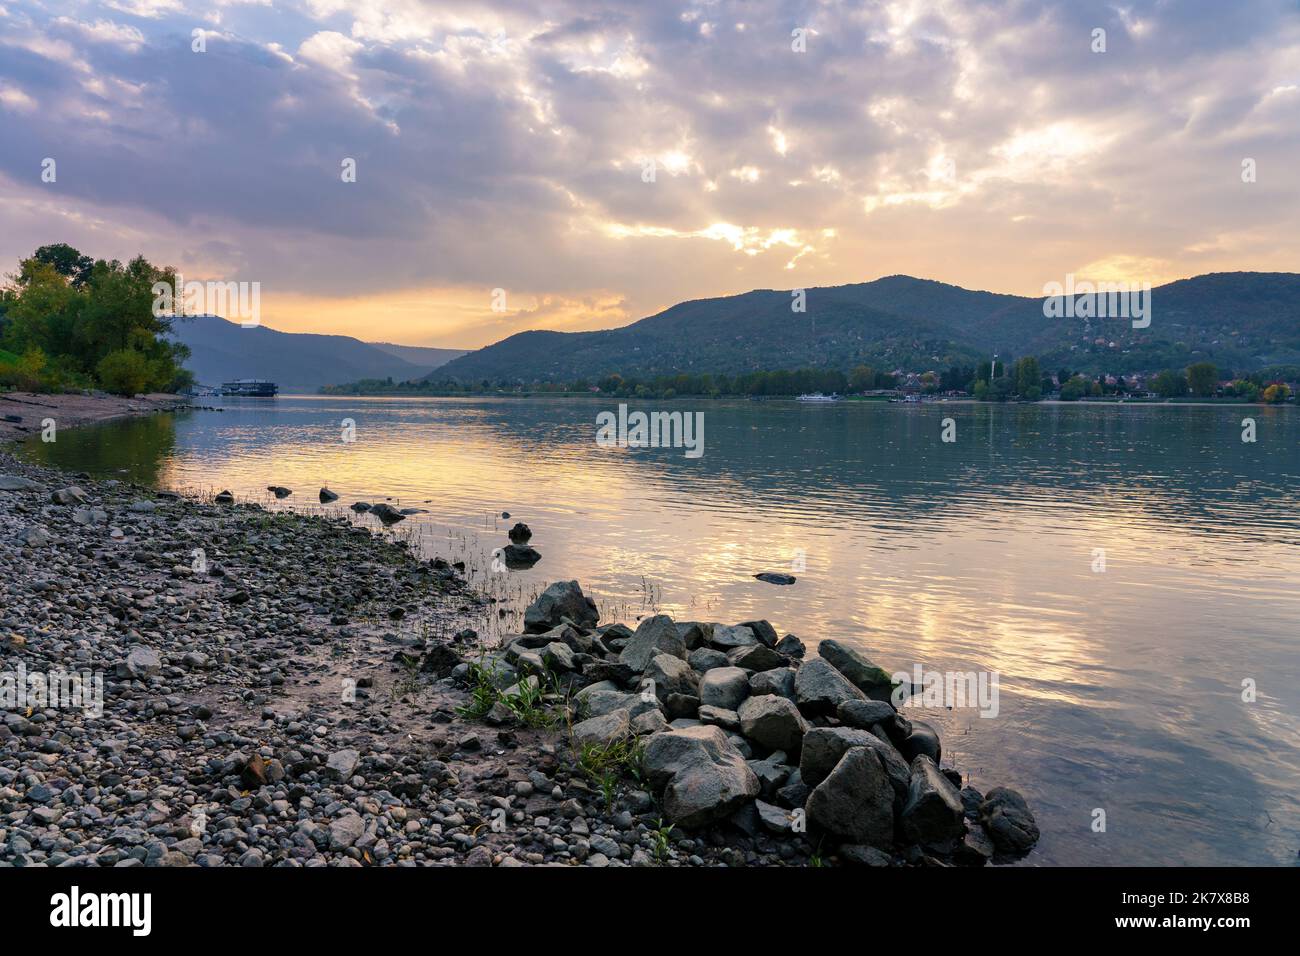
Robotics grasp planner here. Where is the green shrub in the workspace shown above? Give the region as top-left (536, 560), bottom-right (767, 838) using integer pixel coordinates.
top-left (96, 348), bottom-right (151, 396)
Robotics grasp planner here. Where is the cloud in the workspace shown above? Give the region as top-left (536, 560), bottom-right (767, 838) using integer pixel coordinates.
top-left (0, 0), bottom-right (1297, 348)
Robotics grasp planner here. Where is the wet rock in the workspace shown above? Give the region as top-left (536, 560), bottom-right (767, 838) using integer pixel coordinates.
top-left (899, 720), bottom-right (942, 764)
top-left (350, 501), bottom-right (371, 512)
top-left (524, 580), bottom-right (599, 633)
top-left (267, 485), bottom-right (293, 499)
top-left (818, 639), bottom-right (897, 701)
top-left (319, 487), bottom-right (339, 503)
top-left (979, 787), bottom-right (1040, 855)
top-left (507, 522), bottom-right (532, 544)
top-left (214, 490), bottom-right (235, 504)
top-left (774, 634), bottom-right (806, 658)
top-left (368, 503), bottom-right (405, 525)
top-left (753, 572), bottom-right (796, 585)
top-left (793, 658), bottom-right (866, 716)
top-left (900, 755), bottom-right (965, 846)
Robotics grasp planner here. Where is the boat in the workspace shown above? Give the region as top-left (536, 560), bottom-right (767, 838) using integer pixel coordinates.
top-left (221, 379), bottom-right (279, 397)
top-left (796, 392), bottom-right (840, 403)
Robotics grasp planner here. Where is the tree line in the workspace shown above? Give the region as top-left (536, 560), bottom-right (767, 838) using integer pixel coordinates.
top-left (0, 244), bottom-right (192, 396)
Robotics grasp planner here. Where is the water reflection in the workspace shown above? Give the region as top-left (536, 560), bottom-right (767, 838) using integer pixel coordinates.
top-left (21, 396), bottom-right (1300, 866)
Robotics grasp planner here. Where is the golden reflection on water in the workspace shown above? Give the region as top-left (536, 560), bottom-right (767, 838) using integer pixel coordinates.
top-left (22, 396), bottom-right (1300, 865)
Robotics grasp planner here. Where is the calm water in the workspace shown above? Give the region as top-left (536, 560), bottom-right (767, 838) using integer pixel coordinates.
top-left (23, 396), bottom-right (1300, 866)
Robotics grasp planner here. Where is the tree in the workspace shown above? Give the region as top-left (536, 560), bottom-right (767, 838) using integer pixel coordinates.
top-left (1151, 369), bottom-right (1188, 398)
top-left (849, 365), bottom-right (876, 391)
top-left (1186, 362), bottom-right (1218, 398)
top-left (1014, 356), bottom-right (1041, 397)
top-left (1262, 383), bottom-right (1292, 404)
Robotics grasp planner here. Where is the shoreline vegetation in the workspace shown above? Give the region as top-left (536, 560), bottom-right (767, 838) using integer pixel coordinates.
top-left (1, 401), bottom-right (1040, 867)
top-left (322, 361), bottom-right (1297, 405)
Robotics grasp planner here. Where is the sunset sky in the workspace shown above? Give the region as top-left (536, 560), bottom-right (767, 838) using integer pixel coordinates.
top-left (1, 0), bottom-right (1297, 348)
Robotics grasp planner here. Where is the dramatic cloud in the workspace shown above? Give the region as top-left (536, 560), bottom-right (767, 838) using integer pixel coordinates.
top-left (1, 0), bottom-right (1297, 346)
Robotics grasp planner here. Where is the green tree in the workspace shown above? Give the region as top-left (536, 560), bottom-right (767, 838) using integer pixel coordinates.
top-left (1186, 362), bottom-right (1218, 397)
top-left (1151, 369), bottom-right (1188, 398)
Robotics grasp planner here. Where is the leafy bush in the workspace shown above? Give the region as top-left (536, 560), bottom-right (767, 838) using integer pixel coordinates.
top-left (96, 348), bottom-right (151, 396)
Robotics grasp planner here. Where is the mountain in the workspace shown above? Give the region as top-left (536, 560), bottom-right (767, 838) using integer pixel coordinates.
top-left (367, 341), bottom-right (468, 367)
top-left (172, 315), bottom-right (464, 390)
top-left (431, 273), bottom-right (1300, 383)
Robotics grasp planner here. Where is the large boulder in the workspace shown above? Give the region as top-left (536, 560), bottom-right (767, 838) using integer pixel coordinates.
top-left (900, 755), bottom-right (965, 845)
top-left (574, 687), bottom-right (659, 720)
top-left (618, 614), bottom-right (688, 671)
top-left (642, 726), bottom-right (760, 827)
top-left (738, 620), bottom-right (779, 648)
top-left (979, 787), bottom-right (1040, 855)
top-left (644, 653), bottom-right (699, 701)
top-left (817, 639), bottom-right (897, 701)
top-left (699, 666), bottom-right (750, 710)
top-left (794, 658), bottom-right (865, 716)
top-left (524, 580), bottom-right (599, 633)
top-left (708, 624), bottom-right (758, 650)
top-left (799, 726), bottom-right (910, 798)
top-left (738, 694), bottom-right (808, 756)
top-left (805, 747), bottom-right (895, 847)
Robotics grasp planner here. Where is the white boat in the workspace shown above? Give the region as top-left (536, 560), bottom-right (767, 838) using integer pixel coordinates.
top-left (796, 392), bottom-right (840, 403)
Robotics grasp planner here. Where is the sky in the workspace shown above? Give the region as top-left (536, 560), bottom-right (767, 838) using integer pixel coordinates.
top-left (1, 0), bottom-right (1297, 348)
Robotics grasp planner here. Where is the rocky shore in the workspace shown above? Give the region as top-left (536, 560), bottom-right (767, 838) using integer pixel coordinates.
top-left (1, 439), bottom-right (1038, 868)
top-left (0, 392), bottom-right (191, 443)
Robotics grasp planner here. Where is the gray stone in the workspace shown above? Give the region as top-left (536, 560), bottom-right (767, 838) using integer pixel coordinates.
top-left (900, 755), bottom-right (966, 845)
top-left (524, 580), bottom-right (599, 633)
top-left (688, 647), bottom-right (730, 672)
top-left (979, 787), bottom-right (1040, 855)
top-left (708, 624), bottom-right (758, 650)
top-left (619, 614), bottom-right (688, 672)
top-left (755, 799), bottom-right (795, 834)
top-left (774, 634), bottom-right (806, 658)
top-left (699, 666), bottom-right (750, 710)
top-left (738, 620), bottom-right (779, 648)
top-left (644, 653), bottom-right (699, 701)
top-left (573, 709), bottom-right (631, 746)
top-left (806, 747), bottom-right (895, 847)
top-left (329, 813), bottom-right (365, 850)
top-left (319, 487), bottom-right (339, 502)
top-left (540, 642), bottom-right (577, 672)
top-left (642, 726), bottom-right (760, 828)
top-left (749, 667), bottom-right (796, 699)
top-left (818, 639), bottom-right (897, 700)
top-left (726, 643), bottom-right (787, 671)
top-left (900, 719), bottom-right (942, 763)
top-left (0, 475), bottom-right (41, 492)
top-left (630, 710), bottom-right (670, 736)
top-left (121, 646), bottom-right (161, 679)
top-left (793, 658), bottom-right (866, 716)
top-left (697, 705), bottom-right (740, 732)
top-left (837, 699), bottom-right (899, 729)
top-left (799, 726), bottom-right (909, 797)
top-left (326, 748), bottom-right (360, 779)
top-left (737, 694), bottom-right (808, 755)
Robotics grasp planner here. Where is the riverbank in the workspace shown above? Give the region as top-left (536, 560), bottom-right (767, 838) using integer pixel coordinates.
top-left (1, 430), bottom-right (1039, 867)
top-left (0, 391), bottom-right (191, 444)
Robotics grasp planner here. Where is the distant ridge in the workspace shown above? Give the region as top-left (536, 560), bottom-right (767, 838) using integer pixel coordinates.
top-left (172, 314), bottom-right (464, 391)
top-left (431, 272), bottom-right (1300, 382)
